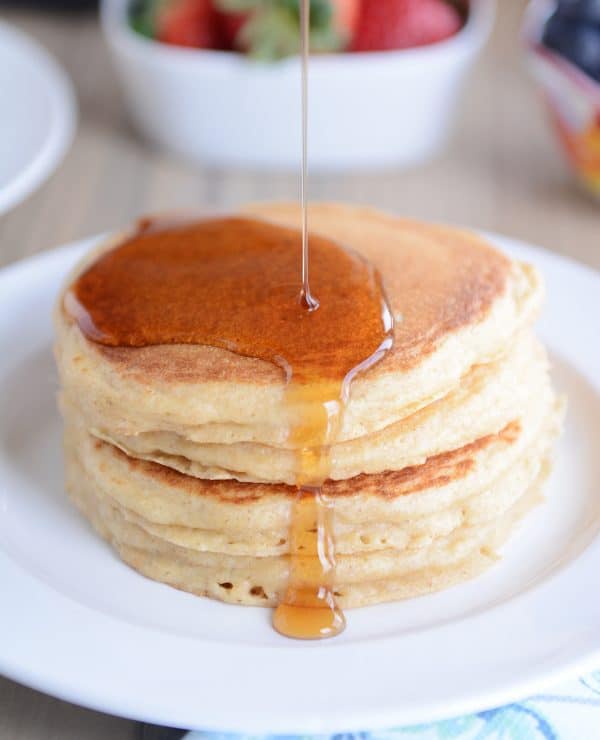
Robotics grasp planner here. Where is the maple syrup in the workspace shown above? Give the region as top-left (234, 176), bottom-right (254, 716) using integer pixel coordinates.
top-left (272, 491), bottom-right (345, 640)
top-left (273, 0), bottom-right (347, 640)
top-left (298, 0), bottom-right (317, 313)
top-left (65, 218), bottom-right (391, 382)
top-left (66, 0), bottom-right (394, 642)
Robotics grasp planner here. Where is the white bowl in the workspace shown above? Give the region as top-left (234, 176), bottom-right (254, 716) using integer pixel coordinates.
top-left (101, 0), bottom-right (495, 171)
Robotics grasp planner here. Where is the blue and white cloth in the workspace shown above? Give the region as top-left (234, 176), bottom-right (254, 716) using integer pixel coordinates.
top-left (184, 671), bottom-right (600, 740)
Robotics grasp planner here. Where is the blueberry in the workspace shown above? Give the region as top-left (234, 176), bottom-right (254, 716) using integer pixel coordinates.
top-left (556, 0), bottom-right (600, 25)
top-left (543, 13), bottom-right (600, 81)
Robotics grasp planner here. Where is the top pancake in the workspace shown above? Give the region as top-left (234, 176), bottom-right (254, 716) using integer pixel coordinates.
top-left (54, 203), bottom-right (542, 445)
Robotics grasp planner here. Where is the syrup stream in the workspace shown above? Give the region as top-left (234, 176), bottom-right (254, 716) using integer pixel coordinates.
top-left (299, 0), bottom-right (317, 312)
top-left (272, 0), bottom-right (346, 640)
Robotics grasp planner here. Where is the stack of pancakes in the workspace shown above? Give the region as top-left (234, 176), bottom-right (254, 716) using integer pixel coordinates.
top-left (54, 203), bottom-right (563, 608)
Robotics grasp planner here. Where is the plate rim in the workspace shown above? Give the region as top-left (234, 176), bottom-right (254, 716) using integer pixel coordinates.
top-left (0, 229), bottom-right (599, 733)
top-left (0, 20), bottom-right (77, 216)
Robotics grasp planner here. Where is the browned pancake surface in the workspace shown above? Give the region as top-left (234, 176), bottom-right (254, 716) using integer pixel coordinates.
top-left (61, 204), bottom-right (510, 387)
top-left (98, 420), bottom-right (521, 505)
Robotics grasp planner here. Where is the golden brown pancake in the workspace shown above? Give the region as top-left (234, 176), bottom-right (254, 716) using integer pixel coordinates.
top-left (54, 202), bottom-right (563, 611)
top-left (54, 204), bottom-right (543, 462)
top-left (64, 397), bottom-right (562, 607)
top-left (66, 332), bottom-right (551, 484)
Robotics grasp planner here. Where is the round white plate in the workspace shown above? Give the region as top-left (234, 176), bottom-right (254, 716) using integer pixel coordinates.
top-left (0, 21), bottom-right (76, 216)
top-left (0, 232), bottom-right (599, 733)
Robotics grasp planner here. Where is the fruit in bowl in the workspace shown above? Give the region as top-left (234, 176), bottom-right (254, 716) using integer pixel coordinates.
top-left (102, 0), bottom-right (493, 170)
top-left (129, 0), bottom-right (467, 59)
top-left (525, 0), bottom-right (600, 198)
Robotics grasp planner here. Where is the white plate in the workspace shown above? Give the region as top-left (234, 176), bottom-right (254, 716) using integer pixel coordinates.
top-left (0, 21), bottom-right (76, 216)
top-left (0, 232), bottom-right (599, 733)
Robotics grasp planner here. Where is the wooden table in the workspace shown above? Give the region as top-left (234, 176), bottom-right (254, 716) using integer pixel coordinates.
top-left (0, 1), bottom-right (598, 738)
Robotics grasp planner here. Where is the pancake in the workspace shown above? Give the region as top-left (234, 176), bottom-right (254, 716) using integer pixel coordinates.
top-left (66, 394), bottom-right (562, 552)
top-left (54, 204), bottom-right (543, 459)
top-left (54, 202), bottom-right (563, 614)
top-left (65, 399), bottom-right (562, 607)
top-left (70, 331), bottom-right (551, 484)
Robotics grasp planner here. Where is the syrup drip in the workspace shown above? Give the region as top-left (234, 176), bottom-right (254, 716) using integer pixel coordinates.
top-left (273, 0), bottom-right (344, 641)
top-left (272, 491), bottom-right (345, 640)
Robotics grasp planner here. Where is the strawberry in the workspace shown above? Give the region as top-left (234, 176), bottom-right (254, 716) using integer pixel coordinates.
top-left (215, 0), bottom-right (360, 58)
top-left (157, 0), bottom-right (223, 48)
top-left (217, 8), bottom-right (248, 49)
top-left (351, 0), bottom-right (463, 52)
top-left (333, 0), bottom-right (361, 44)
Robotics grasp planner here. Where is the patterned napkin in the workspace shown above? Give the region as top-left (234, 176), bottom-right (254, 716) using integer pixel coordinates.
top-left (152, 670), bottom-right (600, 740)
